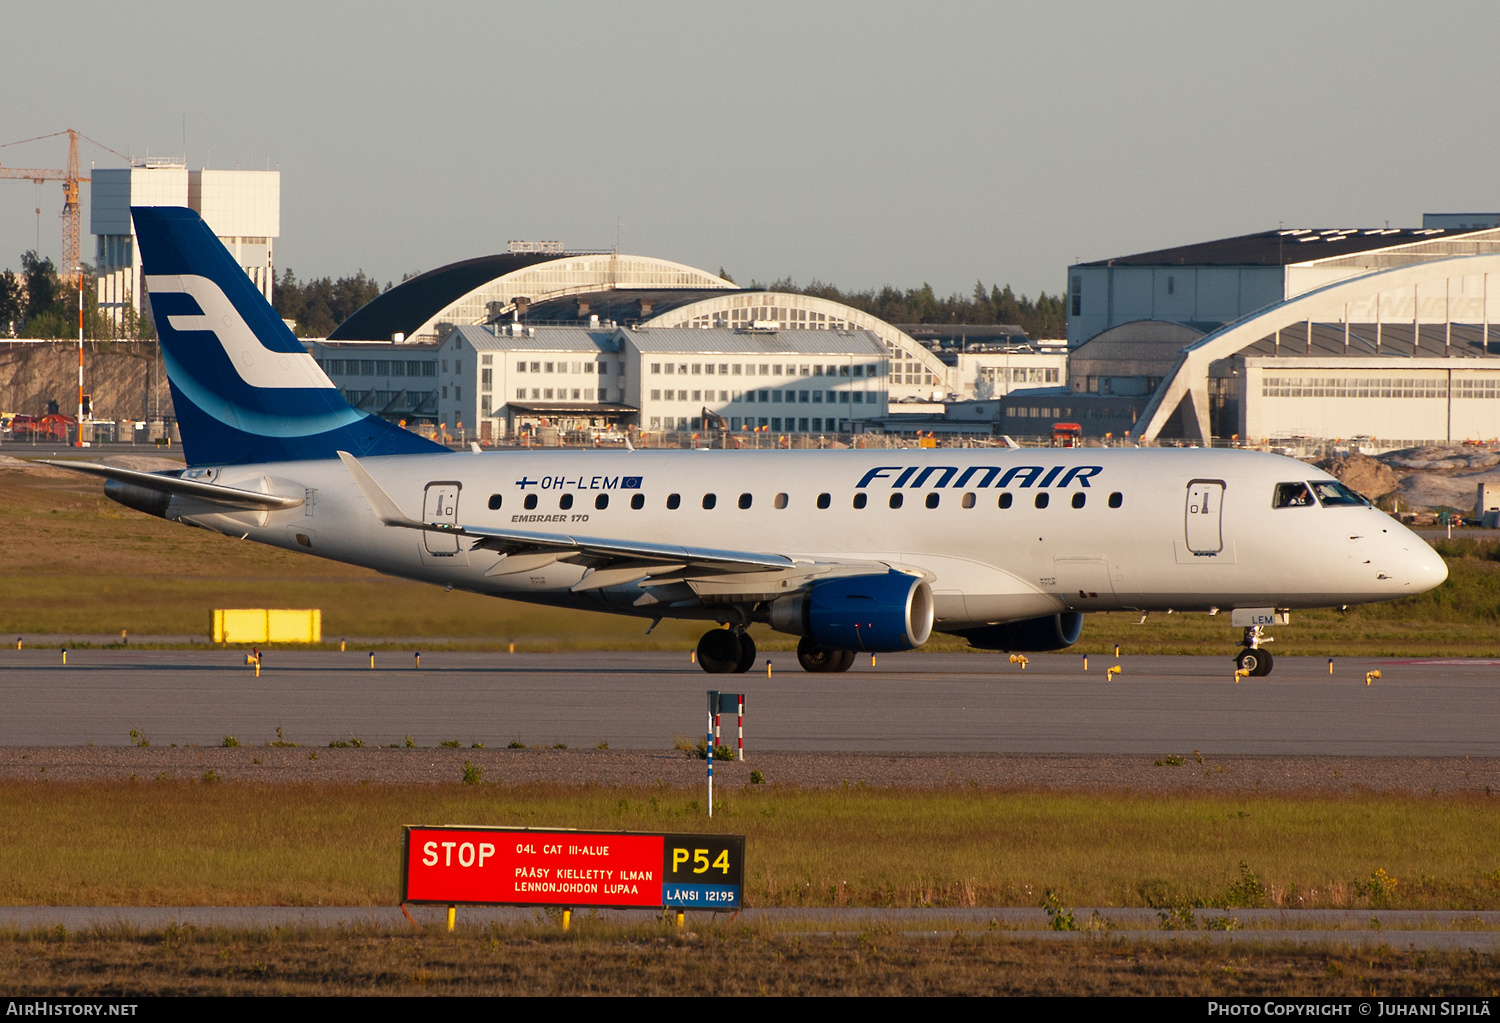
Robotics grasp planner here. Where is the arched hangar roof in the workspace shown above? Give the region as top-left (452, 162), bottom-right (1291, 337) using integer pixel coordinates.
top-left (639, 291), bottom-right (952, 385)
top-left (328, 253), bottom-right (735, 342)
top-left (1133, 252), bottom-right (1500, 442)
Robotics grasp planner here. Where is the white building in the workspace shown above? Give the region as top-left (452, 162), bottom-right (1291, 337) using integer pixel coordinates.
top-left (92, 163), bottom-right (280, 326)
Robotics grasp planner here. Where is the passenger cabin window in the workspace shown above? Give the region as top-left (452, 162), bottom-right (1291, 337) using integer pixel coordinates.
top-left (1108, 492), bottom-right (1123, 508)
top-left (703, 493), bottom-right (717, 509)
top-left (925, 493), bottom-right (939, 509)
top-left (1310, 480), bottom-right (1366, 507)
top-left (817, 493), bottom-right (831, 509)
top-left (1071, 493), bottom-right (1086, 509)
top-left (559, 494), bottom-right (574, 510)
top-left (667, 493), bottom-right (681, 510)
top-left (889, 493), bottom-right (904, 509)
top-left (999, 492), bottom-right (1013, 509)
top-left (1274, 482), bottom-right (1314, 508)
top-left (773, 493), bottom-right (788, 509)
top-left (1034, 493), bottom-right (1050, 509)
top-left (630, 494), bottom-right (645, 510)
top-left (853, 493), bottom-right (868, 509)
top-left (738, 493), bottom-right (753, 509)
top-left (961, 492), bottom-right (975, 509)
top-left (488, 494), bottom-right (502, 510)
top-left (595, 494), bottom-right (609, 510)
top-left (524, 494), bottom-right (538, 510)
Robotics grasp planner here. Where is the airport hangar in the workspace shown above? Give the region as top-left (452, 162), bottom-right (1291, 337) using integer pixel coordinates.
top-left (1059, 217), bottom-right (1500, 448)
top-left (309, 246), bottom-right (1064, 441)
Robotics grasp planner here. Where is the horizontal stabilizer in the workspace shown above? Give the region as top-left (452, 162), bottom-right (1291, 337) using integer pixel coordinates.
top-left (36, 460), bottom-right (303, 509)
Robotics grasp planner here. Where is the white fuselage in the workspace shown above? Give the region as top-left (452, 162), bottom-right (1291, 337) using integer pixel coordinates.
top-left (160, 447), bottom-right (1446, 632)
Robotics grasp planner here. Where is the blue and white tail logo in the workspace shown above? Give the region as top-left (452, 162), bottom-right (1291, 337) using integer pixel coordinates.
top-left (132, 206), bottom-right (445, 465)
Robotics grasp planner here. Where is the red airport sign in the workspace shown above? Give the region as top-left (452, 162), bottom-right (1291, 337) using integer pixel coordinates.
top-left (403, 826), bottom-right (745, 910)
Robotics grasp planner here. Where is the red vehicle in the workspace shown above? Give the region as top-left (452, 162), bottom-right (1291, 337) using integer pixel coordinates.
top-left (1051, 422), bottom-right (1083, 448)
top-left (6, 414), bottom-right (39, 437)
top-left (36, 414), bottom-right (76, 441)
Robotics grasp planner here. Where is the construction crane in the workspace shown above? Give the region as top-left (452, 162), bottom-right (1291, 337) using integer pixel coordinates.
top-left (0, 128), bottom-right (127, 275)
top-left (1, 129), bottom-right (127, 445)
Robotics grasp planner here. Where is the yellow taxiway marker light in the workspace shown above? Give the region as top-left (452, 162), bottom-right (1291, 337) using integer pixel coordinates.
top-left (61, 648), bottom-right (67, 665)
top-left (1114, 643), bottom-right (1121, 657)
top-left (1235, 668), bottom-right (1250, 684)
top-left (508, 642), bottom-right (515, 654)
top-left (414, 652), bottom-right (421, 669)
top-left (1329, 658), bottom-right (1335, 675)
top-left (1366, 669), bottom-right (1381, 686)
top-left (676, 910), bottom-right (685, 928)
top-left (691, 649), bottom-right (696, 663)
top-left (1082, 654), bottom-right (1088, 671)
top-left (446, 905), bottom-right (455, 932)
top-left (871, 653), bottom-right (876, 667)
top-left (339, 639), bottom-right (346, 652)
top-left (368, 651), bottom-right (375, 669)
top-left (1009, 653), bottom-right (1028, 669)
top-left (15, 638), bottom-right (21, 650)
top-left (766, 659), bottom-right (773, 678)
top-left (562, 909), bottom-right (572, 931)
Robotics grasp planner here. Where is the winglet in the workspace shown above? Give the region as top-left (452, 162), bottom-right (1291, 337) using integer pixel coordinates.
top-left (337, 450), bottom-right (424, 527)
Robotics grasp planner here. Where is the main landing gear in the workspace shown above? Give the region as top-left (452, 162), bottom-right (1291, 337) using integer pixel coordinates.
top-left (795, 637), bottom-right (855, 674)
top-left (694, 629), bottom-right (859, 674)
top-left (696, 628), bottom-right (757, 674)
top-left (1235, 625), bottom-right (1274, 677)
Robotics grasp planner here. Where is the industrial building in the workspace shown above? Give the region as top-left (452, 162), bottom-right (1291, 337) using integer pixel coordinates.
top-left (1064, 222), bottom-right (1500, 447)
top-left (326, 245), bottom-right (967, 405)
top-left (311, 322), bottom-right (890, 443)
top-left (91, 162), bottom-right (279, 325)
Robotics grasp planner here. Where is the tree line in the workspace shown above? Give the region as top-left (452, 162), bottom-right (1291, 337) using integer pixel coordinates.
top-left (0, 251), bottom-right (150, 340)
top-left (271, 268), bottom-right (387, 337)
top-left (740, 276), bottom-right (1068, 340)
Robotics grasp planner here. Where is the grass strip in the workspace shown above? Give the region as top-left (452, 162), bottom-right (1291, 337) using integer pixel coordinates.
top-left (0, 922), bottom-right (1496, 996)
top-left (1, 782), bottom-right (1497, 912)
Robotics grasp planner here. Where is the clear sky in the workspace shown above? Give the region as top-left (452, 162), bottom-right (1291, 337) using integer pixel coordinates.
top-left (2, 0), bottom-right (1495, 301)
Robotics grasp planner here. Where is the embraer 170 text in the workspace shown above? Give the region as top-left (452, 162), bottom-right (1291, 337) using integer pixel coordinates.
top-left (45, 208), bottom-right (1448, 676)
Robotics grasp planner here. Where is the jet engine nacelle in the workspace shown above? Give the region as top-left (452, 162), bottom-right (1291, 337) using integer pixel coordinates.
top-left (769, 571), bottom-right (934, 652)
top-left (951, 612), bottom-right (1085, 652)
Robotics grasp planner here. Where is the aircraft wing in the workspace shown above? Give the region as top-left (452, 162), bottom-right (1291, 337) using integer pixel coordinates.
top-left (337, 451), bottom-right (894, 596)
top-left (36, 460), bottom-right (304, 510)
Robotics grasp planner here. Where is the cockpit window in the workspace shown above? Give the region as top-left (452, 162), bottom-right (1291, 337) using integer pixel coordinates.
top-left (1273, 482), bottom-right (1314, 508)
top-left (1310, 480), bottom-right (1367, 507)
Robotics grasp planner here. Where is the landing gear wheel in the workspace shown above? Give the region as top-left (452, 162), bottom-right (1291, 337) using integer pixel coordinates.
top-left (732, 631), bottom-right (757, 674)
top-left (1235, 648), bottom-right (1274, 677)
top-left (830, 649), bottom-right (856, 673)
top-left (696, 629), bottom-right (742, 674)
top-left (797, 637), bottom-right (845, 673)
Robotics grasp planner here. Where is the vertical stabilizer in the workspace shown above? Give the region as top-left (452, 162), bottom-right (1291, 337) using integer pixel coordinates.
top-left (131, 205), bottom-right (448, 465)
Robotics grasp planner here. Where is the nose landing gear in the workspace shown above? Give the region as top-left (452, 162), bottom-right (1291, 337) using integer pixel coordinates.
top-left (697, 627), bottom-right (757, 674)
top-left (1235, 625), bottom-right (1274, 677)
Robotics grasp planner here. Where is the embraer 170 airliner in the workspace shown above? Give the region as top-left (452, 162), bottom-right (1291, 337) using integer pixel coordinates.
top-left (46, 208), bottom-right (1448, 676)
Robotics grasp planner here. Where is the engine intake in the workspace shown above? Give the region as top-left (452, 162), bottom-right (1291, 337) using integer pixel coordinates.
top-left (769, 571), bottom-right (934, 651)
top-left (951, 612), bottom-right (1084, 652)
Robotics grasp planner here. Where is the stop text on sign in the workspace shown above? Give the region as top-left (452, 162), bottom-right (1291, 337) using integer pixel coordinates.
top-left (402, 826), bottom-right (745, 910)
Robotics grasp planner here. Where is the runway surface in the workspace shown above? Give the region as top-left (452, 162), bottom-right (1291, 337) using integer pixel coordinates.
top-left (1, 648), bottom-right (1496, 755)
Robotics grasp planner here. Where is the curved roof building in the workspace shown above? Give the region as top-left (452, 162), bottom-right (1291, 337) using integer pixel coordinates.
top-left (327, 252), bottom-right (736, 343)
top-left (329, 250), bottom-right (960, 401)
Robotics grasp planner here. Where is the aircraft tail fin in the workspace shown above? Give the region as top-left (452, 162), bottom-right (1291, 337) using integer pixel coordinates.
top-left (131, 205), bottom-right (447, 465)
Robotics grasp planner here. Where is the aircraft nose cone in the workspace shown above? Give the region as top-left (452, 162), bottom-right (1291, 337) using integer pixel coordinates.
top-left (1408, 540), bottom-right (1448, 594)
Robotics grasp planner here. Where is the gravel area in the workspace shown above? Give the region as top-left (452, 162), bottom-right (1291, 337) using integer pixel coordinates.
top-left (1, 746), bottom-right (1497, 794)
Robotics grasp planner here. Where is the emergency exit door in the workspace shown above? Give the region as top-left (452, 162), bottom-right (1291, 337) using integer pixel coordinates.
top-left (1184, 479), bottom-right (1225, 555)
